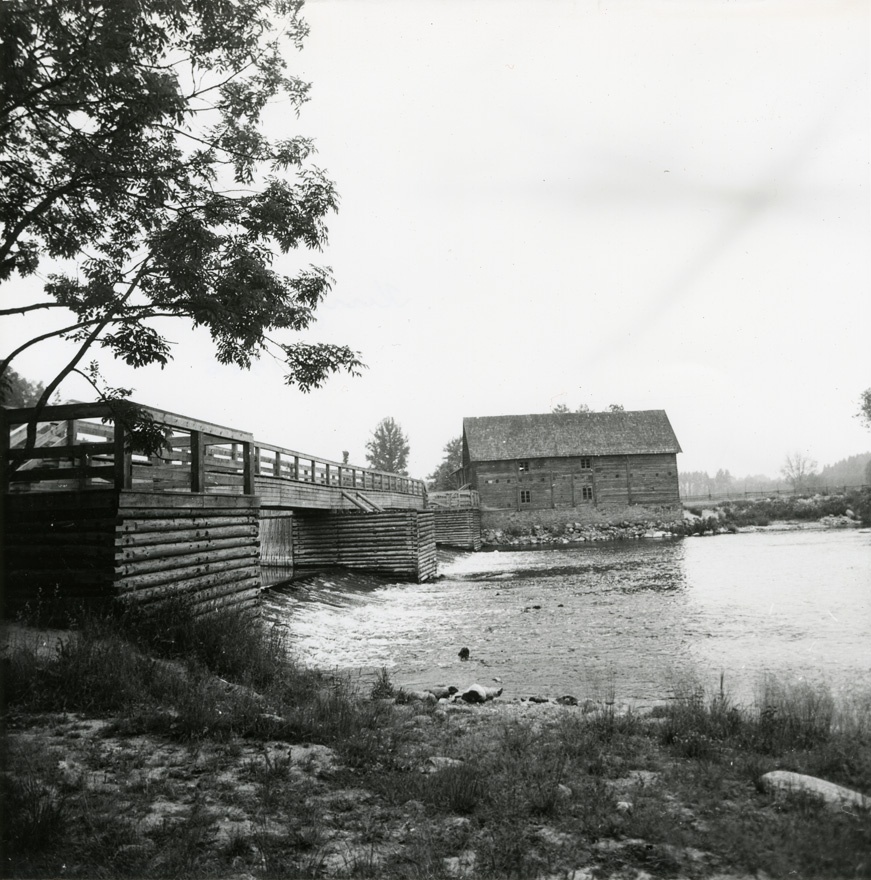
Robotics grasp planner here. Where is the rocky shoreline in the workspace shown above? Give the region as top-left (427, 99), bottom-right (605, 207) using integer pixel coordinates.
top-left (481, 507), bottom-right (865, 548)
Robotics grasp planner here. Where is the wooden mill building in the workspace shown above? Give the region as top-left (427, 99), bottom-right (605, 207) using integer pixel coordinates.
top-left (460, 410), bottom-right (681, 526)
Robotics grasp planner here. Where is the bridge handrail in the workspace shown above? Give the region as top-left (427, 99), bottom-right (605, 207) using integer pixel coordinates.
top-left (1, 401), bottom-right (425, 497)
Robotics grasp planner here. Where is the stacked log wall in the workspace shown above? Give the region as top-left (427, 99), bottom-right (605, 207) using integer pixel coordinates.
top-left (473, 453), bottom-right (679, 512)
top-left (115, 493), bottom-right (261, 615)
top-left (1, 490), bottom-right (261, 618)
top-left (432, 509), bottom-right (482, 550)
top-left (291, 510), bottom-right (437, 582)
top-left (2, 490), bottom-right (119, 615)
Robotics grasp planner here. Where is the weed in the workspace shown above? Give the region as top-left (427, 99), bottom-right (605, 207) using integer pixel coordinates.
top-left (0, 768), bottom-right (66, 855)
top-left (370, 666), bottom-right (396, 700)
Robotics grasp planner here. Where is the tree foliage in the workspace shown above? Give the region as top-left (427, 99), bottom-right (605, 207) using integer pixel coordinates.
top-left (0, 0), bottom-right (362, 434)
top-left (0, 368), bottom-right (44, 407)
top-left (365, 417), bottom-right (410, 475)
top-left (858, 388), bottom-right (871, 431)
top-left (551, 403), bottom-right (591, 413)
top-left (427, 436), bottom-right (463, 490)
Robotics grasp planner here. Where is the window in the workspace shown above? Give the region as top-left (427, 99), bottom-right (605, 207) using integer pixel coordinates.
top-left (518, 460), bottom-right (529, 473)
top-left (582, 486), bottom-right (593, 500)
top-left (580, 456), bottom-right (591, 469)
top-left (520, 490), bottom-right (531, 504)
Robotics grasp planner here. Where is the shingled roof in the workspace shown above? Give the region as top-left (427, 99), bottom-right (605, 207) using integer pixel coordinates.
top-left (463, 411), bottom-right (681, 461)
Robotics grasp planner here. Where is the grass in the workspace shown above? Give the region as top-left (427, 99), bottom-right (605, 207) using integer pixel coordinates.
top-left (2, 606), bottom-right (870, 878)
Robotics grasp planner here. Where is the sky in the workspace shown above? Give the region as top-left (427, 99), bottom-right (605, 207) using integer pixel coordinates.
top-left (4, 0), bottom-right (870, 480)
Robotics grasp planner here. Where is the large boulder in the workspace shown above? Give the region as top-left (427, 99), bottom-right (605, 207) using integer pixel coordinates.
top-left (760, 771), bottom-right (869, 810)
top-left (458, 684), bottom-right (503, 704)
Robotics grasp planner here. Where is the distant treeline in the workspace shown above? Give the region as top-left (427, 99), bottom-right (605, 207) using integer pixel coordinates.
top-left (679, 453), bottom-right (871, 498)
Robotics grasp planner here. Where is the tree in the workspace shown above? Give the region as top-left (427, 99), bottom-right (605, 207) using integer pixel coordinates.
top-left (1, 0), bottom-right (362, 448)
top-left (858, 388), bottom-right (871, 430)
top-left (0, 368), bottom-right (44, 408)
top-left (607, 403), bottom-right (625, 412)
top-left (781, 452), bottom-right (818, 492)
top-left (365, 418), bottom-right (410, 475)
top-left (551, 403), bottom-right (591, 413)
top-left (427, 436), bottom-right (463, 490)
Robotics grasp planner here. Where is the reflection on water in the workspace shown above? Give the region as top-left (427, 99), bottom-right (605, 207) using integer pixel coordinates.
top-left (264, 530), bottom-right (871, 707)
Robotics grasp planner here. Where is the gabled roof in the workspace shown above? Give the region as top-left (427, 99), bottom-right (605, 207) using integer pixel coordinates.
top-left (463, 411), bottom-right (681, 461)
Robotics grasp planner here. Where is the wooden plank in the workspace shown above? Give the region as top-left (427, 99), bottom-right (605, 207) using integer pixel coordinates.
top-left (2, 402), bottom-right (114, 424)
top-left (7, 441), bottom-right (115, 461)
top-left (7, 464), bottom-right (116, 482)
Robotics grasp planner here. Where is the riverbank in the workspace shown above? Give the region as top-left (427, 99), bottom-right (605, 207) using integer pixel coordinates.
top-left (3, 609), bottom-right (870, 879)
top-left (481, 488), bottom-right (870, 547)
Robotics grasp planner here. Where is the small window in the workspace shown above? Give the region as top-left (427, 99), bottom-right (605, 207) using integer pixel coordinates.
top-left (520, 490), bottom-right (531, 504)
top-left (518, 460), bottom-right (529, 473)
top-left (580, 456), bottom-right (591, 469)
top-left (582, 486), bottom-right (593, 500)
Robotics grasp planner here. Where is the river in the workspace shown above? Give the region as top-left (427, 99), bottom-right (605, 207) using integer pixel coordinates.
top-left (263, 529), bottom-right (871, 708)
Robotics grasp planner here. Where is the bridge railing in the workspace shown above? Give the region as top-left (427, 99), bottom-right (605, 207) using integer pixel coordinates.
top-left (1, 402), bottom-right (425, 499)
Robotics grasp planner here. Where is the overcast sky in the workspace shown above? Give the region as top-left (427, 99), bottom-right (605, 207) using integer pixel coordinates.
top-left (6, 0), bottom-right (870, 479)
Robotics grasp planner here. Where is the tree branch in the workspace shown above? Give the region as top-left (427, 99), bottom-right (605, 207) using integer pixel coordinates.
top-left (22, 261), bottom-right (152, 451)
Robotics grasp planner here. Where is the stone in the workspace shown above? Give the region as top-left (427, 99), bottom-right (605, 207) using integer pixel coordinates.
top-left (398, 689), bottom-right (437, 703)
top-left (426, 685), bottom-right (458, 700)
top-left (616, 800), bottom-right (633, 814)
top-left (759, 771), bottom-right (870, 810)
top-left (443, 851), bottom-right (477, 878)
top-left (556, 695), bottom-right (578, 706)
top-left (422, 756), bottom-right (464, 773)
top-left (458, 684), bottom-right (503, 703)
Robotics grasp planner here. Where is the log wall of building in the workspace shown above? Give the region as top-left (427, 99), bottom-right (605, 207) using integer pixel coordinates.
top-left (292, 510), bottom-right (437, 582)
top-left (432, 509), bottom-right (482, 550)
top-left (472, 453), bottom-right (679, 512)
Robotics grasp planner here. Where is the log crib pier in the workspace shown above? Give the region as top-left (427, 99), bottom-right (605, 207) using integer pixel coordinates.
top-left (1, 402), bottom-right (442, 618)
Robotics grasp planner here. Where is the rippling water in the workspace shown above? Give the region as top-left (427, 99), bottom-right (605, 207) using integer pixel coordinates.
top-left (264, 529), bottom-right (871, 708)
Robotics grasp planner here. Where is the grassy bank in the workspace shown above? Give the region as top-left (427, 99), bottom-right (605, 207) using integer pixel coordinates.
top-left (2, 607), bottom-right (870, 879)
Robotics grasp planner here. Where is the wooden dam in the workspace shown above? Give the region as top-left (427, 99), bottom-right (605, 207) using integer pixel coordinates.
top-left (1, 402), bottom-right (481, 618)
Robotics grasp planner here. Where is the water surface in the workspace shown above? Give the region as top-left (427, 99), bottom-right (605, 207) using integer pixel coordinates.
top-left (264, 529), bottom-right (870, 707)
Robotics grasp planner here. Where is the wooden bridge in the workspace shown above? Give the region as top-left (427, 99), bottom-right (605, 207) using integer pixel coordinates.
top-left (0, 401), bottom-right (479, 618)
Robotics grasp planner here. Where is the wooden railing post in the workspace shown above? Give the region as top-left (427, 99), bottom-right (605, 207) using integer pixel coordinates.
top-left (293, 455), bottom-right (300, 480)
top-left (275, 450), bottom-right (282, 479)
top-left (113, 419), bottom-right (133, 490)
top-left (190, 430), bottom-right (205, 493)
top-left (243, 442), bottom-right (255, 495)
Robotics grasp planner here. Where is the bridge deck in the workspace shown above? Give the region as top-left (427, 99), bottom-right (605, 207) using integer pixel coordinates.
top-left (1, 401), bottom-right (426, 510)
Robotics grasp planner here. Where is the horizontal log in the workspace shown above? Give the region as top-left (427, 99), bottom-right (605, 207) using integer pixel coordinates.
top-left (115, 534), bottom-right (258, 563)
top-left (7, 544), bottom-right (114, 561)
top-left (120, 573), bottom-right (260, 605)
top-left (116, 559), bottom-right (261, 592)
top-left (118, 514), bottom-right (257, 533)
top-left (117, 524), bottom-right (257, 547)
top-left (115, 545), bottom-right (258, 577)
top-left (6, 568), bottom-right (115, 585)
